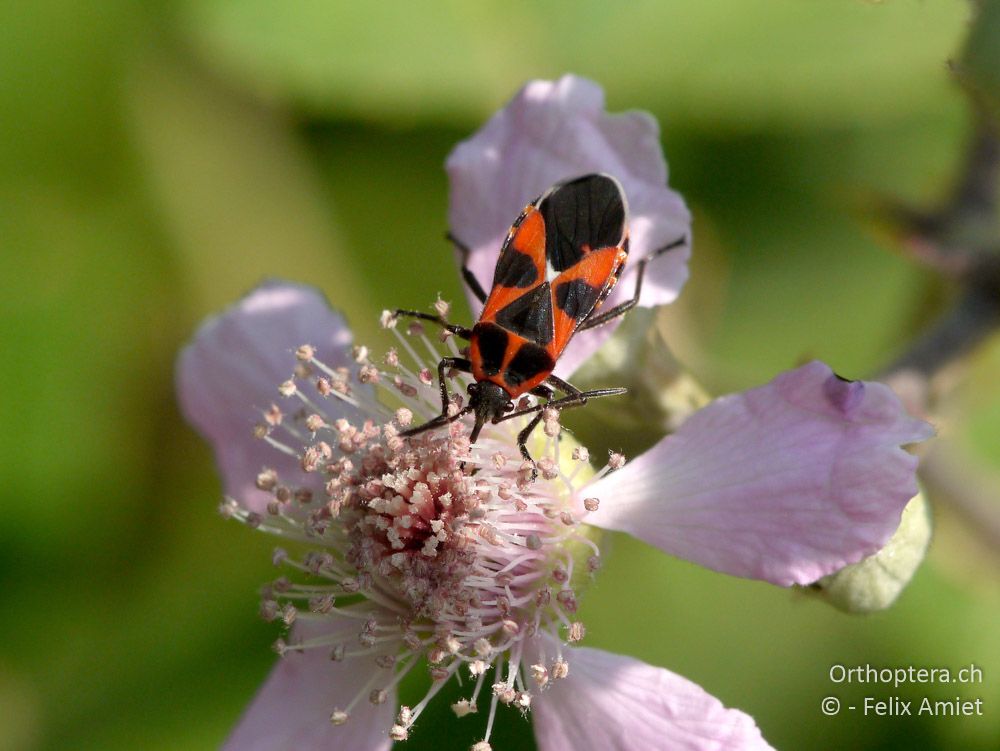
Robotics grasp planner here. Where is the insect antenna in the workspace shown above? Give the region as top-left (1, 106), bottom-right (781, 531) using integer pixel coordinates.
top-left (399, 404), bottom-right (475, 438)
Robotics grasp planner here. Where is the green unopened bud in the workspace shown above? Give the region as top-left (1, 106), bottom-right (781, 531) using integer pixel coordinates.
top-left (806, 489), bottom-right (932, 614)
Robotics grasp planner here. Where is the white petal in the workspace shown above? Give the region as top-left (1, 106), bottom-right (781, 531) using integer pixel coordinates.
top-left (584, 361), bottom-right (933, 585)
top-left (176, 281), bottom-right (363, 513)
top-left (532, 641), bottom-right (772, 751)
top-left (223, 625), bottom-right (394, 751)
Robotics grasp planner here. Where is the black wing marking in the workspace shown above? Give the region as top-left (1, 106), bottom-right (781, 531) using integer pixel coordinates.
top-left (539, 174), bottom-right (628, 274)
top-left (494, 283), bottom-right (554, 345)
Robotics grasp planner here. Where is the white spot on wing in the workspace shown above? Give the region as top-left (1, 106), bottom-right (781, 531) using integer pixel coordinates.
top-left (545, 260), bottom-right (560, 283)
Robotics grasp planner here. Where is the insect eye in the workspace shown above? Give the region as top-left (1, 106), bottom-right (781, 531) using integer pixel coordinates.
top-left (467, 383), bottom-right (477, 395)
top-left (505, 400), bottom-right (514, 412)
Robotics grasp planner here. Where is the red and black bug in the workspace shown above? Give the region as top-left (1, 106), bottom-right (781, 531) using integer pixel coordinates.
top-left (393, 173), bottom-right (685, 470)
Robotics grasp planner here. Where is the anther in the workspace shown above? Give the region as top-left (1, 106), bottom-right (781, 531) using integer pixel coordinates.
top-left (537, 457), bottom-right (558, 479)
top-left (469, 660), bottom-right (487, 676)
top-left (551, 659), bottom-right (569, 680)
top-left (259, 600), bottom-right (279, 622)
top-left (256, 468), bottom-right (278, 491)
top-left (492, 683), bottom-right (516, 704)
top-left (394, 376), bottom-right (417, 397)
top-left (403, 631), bottom-right (422, 651)
top-left (530, 664), bottom-right (549, 688)
top-left (557, 589), bottom-right (578, 613)
top-left (309, 595), bottom-right (335, 613)
top-left (390, 725), bottom-right (409, 741)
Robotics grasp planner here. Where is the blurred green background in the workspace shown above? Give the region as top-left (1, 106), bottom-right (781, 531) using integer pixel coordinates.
top-left (2, 1), bottom-right (999, 749)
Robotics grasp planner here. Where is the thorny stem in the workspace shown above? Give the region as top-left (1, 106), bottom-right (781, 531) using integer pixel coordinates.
top-left (881, 102), bottom-right (1000, 551)
top-left (882, 258), bottom-right (1000, 380)
top-left (947, 107), bottom-right (1000, 230)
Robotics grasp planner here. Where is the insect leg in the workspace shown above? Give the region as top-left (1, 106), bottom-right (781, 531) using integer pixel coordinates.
top-left (392, 309), bottom-right (472, 339)
top-left (542, 374), bottom-right (580, 396)
top-left (496, 380), bottom-right (627, 470)
top-left (435, 357), bottom-right (471, 414)
top-left (528, 383), bottom-right (555, 400)
top-left (577, 234), bottom-right (688, 331)
top-left (446, 231), bottom-right (488, 304)
top-left (399, 357), bottom-right (473, 438)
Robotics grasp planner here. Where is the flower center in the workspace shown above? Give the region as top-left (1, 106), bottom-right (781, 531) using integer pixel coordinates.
top-left (222, 322), bottom-right (621, 748)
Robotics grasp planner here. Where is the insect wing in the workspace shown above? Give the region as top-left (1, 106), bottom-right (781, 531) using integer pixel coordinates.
top-left (537, 173), bottom-right (628, 282)
top-left (480, 205), bottom-right (548, 322)
top-left (550, 245), bottom-right (627, 354)
top-left (479, 173), bottom-right (629, 360)
top-left (541, 174), bottom-right (629, 355)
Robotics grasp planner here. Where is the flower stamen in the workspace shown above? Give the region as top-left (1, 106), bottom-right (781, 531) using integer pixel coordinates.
top-left (223, 316), bottom-right (602, 746)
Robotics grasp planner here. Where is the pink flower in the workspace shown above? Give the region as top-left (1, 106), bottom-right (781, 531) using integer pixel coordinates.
top-left (176, 77), bottom-right (932, 751)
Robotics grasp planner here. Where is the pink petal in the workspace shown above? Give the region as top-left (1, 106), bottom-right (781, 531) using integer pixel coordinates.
top-left (176, 281), bottom-right (360, 514)
top-left (532, 641), bottom-right (772, 751)
top-left (584, 361), bottom-right (934, 586)
top-left (223, 624), bottom-right (394, 751)
top-left (446, 75), bottom-right (691, 376)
